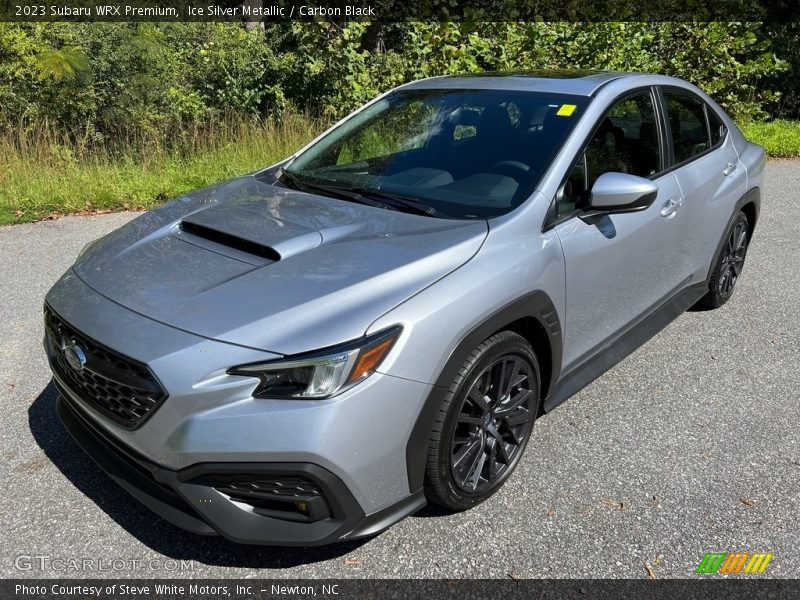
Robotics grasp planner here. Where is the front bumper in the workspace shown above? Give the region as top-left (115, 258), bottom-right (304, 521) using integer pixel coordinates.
top-left (56, 392), bottom-right (425, 545)
top-left (46, 270), bottom-right (433, 513)
top-left (45, 269), bottom-right (431, 545)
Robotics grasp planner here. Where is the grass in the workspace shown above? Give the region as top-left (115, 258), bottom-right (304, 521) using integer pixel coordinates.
top-left (0, 113), bottom-right (324, 225)
top-left (740, 119), bottom-right (800, 158)
top-left (1, 117), bottom-right (799, 226)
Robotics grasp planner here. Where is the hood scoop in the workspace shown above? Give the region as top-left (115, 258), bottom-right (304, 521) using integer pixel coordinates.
top-left (175, 203), bottom-right (323, 264)
top-left (179, 220), bottom-right (281, 262)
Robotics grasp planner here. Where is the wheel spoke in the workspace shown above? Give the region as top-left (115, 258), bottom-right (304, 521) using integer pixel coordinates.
top-left (467, 386), bottom-right (490, 412)
top-left (504, 406), bottom-right (531, 429)
top-left (453, 436), bottom-right (482, 471)
top-left (719, 265), bottom-right (733, 296)
top-left (496, 388), bottom-right (532, 416)
top-left (509, 372), bottom-right (527, 389)
top-left (505, 360), bottom-right (521, 396)
top-left (491, 360), bottom-right (507, 401)
top-left (486, 423), bottom-right (511, 462)
top-left (466, 447), bottom-right (487, 490)
top-left (734, 226), bottom-right (746, 252)
top-left (505, 423), bottom-right (523, 445)
top-left (487, 440), bottom-right (498, 482)
top-left (458, 414), bottom-right (484, 426)
top-left (495, 438), bottom-right (511, 463)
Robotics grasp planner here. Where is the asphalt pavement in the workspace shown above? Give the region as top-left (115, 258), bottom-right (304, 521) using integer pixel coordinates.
top-left (1, 161), bottom-right (798, 579)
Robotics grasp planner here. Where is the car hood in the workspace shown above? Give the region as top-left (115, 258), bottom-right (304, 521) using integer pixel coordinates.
top-left (73, 176), bottom-right (488, 354)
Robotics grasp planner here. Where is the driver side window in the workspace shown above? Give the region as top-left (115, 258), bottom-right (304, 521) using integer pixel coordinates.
top-left (557, 91), bottom-right (661, 218)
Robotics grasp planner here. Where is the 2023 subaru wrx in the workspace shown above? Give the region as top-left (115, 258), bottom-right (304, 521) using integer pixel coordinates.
top-left (45, 71), bottom-right (764, 546)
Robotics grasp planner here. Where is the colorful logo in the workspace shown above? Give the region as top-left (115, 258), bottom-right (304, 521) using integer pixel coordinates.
top-left (696, 552), bottom-right (773, 574)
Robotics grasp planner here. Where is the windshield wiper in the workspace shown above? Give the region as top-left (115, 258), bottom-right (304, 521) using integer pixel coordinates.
top-left (279, 169), bottom-right (448, 218)
top-left (277, 168), bottom-right (309, 191)
top-left (278, 169), bottom-right (384, 208)
top-left (351, 187), bottom-right (451, 218)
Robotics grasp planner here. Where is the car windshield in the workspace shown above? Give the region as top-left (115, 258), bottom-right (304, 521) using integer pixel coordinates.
top-left (284, 88), bottom-right (590, 219)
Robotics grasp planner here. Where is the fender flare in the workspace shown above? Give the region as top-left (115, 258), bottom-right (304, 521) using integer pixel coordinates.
top-left (404, 290), bottom-right (562, 493)
top-left (706, 187), bottom-right (760, 281)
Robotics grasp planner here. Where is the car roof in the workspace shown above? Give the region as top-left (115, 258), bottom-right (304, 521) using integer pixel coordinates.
top-left (399, 70), bottom-right (636, 96)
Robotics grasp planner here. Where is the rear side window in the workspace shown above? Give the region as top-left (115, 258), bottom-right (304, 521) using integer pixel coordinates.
top-left (707, 107), bottom-right (727, 146)
top-left (663, 91), bottom-right (710, 163)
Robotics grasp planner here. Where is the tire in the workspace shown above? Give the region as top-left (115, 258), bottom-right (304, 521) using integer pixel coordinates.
top-left (424, 331), bottom-right (541, 511)
top-left (696, 211), bottom-right (750, 310)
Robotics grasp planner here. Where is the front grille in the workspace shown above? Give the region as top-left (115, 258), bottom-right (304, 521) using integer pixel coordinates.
top-left (45, 306), bottom-right (167, 429)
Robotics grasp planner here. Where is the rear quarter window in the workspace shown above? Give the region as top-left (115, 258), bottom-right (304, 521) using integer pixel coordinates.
top-left (706, 106), bottom-right (727, 146)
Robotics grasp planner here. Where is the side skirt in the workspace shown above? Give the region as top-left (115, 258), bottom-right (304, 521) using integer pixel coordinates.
top-left (543, 280), bottom-right (708, 412)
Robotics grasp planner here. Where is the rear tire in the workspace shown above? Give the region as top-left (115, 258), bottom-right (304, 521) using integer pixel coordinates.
top-left (696, 211), bottom-right (749, 310)
top-left (424, 331), bottom-right (540, 511)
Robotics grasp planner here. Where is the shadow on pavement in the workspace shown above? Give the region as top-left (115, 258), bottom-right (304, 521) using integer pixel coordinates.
top-left (28, 381), bottom-right (371, 569)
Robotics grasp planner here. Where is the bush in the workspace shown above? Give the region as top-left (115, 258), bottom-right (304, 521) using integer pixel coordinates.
top-left (0, 21), bottom-right (793, 142)
top-left (740, 119), bottom-right (800, 157)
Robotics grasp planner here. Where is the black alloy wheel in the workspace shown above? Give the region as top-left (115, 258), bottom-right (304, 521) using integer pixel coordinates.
top-left (696, 211), bottom-right (750, 310)
top-left (424, 331), bottom-right (540, 510)
top-left (451, 355), bottom-right (534, 493)
top-left (717, 219), bottom-right (748, 300)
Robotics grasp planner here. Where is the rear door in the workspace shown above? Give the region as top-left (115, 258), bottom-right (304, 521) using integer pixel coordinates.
top-left (659, 88), bottom-right (747, 282)
top-left (552, 88), bottom-right (691, 371)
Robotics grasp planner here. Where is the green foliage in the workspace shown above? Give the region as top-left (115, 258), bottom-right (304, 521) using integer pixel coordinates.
top-left (35, 45), bottom-right (89, 81)
top-left (0, 21), bottom-right (798, 224)
top-left (1, 21), bottom-right (794, 140)
top-left (760, 23), bottom-right (800, 119)
top-left (740, 119), bottom-right (800, 158)
top-left (0, 112), bottom-right (322, 225)
top-left (3, 112), bottom-right (798, 226)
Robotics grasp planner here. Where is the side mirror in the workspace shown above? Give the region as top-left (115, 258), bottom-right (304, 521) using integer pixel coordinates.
top-left (589, 172), bottom-right (658, 213)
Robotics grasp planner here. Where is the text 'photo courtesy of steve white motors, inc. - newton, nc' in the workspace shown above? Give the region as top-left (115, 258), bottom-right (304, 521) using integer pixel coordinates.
top-left (12, 3), bottom-right (377, 18)
top-left (14, 583), bottom-right (340, 597)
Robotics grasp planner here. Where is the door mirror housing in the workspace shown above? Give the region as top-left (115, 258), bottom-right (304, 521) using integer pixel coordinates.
top-left (589, 172), bottom-right (658, 213)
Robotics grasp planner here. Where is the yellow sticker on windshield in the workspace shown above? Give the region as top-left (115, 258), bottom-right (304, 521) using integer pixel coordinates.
top-left (556, 104), bottom-right (577, 117)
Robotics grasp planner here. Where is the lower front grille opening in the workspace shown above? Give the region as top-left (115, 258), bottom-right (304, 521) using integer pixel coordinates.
top-left (201, 474), bottom-right (331, 523)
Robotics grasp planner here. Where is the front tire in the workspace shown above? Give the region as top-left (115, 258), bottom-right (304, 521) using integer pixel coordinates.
top-left (424, 331), bottom-right (540, 511)
top-left (696, 211), bottom-right (750, 310)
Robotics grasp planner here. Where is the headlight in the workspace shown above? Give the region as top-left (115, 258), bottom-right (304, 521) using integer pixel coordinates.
top-left (228, 326), bottom-right (402, 399)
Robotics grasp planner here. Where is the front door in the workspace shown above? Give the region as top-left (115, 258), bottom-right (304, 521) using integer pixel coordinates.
top-left (553, 89), bottom-right (692, 371)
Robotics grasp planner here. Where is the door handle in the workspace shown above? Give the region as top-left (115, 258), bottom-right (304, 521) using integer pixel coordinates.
top-left (660, 197), bottom-right (682, 218)
top-left (723, 161), bottom-right (737, 176)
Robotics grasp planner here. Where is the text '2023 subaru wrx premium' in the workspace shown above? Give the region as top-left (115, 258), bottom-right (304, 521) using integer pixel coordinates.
top-left (45, 71), bottom-right (763, 545)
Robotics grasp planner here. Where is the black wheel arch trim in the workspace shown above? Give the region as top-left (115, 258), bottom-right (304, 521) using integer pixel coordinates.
top-left (706, 186), bottom-right (760, 281)
top-left (405, 290), bottom-right (562, 493)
